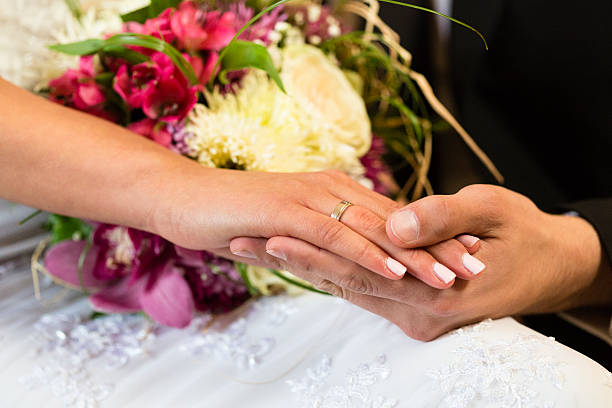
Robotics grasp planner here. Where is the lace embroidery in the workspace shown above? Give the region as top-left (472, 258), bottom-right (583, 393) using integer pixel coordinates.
top-left (286, 354), bottom-right (398, 408)
top-left (180, 296), bottom-right (298, 368)
top-left (427, 319), bottom-right (565, 408)
top-left (20, 313), bottom-right (157, 407)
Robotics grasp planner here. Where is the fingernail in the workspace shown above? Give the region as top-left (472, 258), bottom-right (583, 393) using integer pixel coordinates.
top-left (457, 234), bottom-right (480, 248)
top-left (266, 249), bottom-right (287, 261)
top-left (433, 262), bottom-right (456, 284)
top-left (390, 210), bottom-right (419, 243)
top-left (231, 249), bottom-right (257, 259)
top-left (386, 257), bottom-right (407, 277)
top-left (462, 253), bottom-right (486, 275)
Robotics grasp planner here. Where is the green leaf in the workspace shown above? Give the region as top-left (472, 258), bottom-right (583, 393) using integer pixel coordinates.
top-left (212, 0), bottom-right (292, 89)
top-left (220, 40), bottom-right (285, 92)
top-left (45, 214), bottom-right (93, 245)
top-left (50, 34), bottom-right (198, 85)
top-left (149, 0), bottom-right (182, 16)
top-left (94, 72), bottom-right (115, 87)
top-left (121, 6), bottom-right (150, 23)
top-left (48, 39), bottom-right (104, 55)
top-left (121, 0), bottom-right (182, 23)
top-left (236, 262), bottom-right (260, 296)
top-left (104, 34), bottom-right (198, 85)
top-left (268, 269), bottom-right (332, 296)
top-left (90, 311), bottom-right (108, 320)
top-left (101, 44), bottom-right (150, 65)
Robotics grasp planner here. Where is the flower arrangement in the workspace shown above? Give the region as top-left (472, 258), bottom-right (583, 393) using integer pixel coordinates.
top-left (29, 0), bottom-right (500, 328)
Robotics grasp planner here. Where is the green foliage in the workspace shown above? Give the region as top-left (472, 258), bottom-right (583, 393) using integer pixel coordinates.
top-left (236, 262), bottom-right (261, 296)
top-left (268, 270), bottom-right (332, 296)
top-left (49, 33), bottom-right (198, 85)
top-left (90, 311), bottom-right (108, 320)
top-left (100, 44), bottom-right (150, 65)
top-left (212, 0), bottom-right (292, 90)
top-left (45, 214), bottom-right (92, 245)
top-left (220, 40), bottom-right (285, 92)
top-left (121, 0), bottom-right (183, 23)
top-left (49, 39), bottom-right (104, 55)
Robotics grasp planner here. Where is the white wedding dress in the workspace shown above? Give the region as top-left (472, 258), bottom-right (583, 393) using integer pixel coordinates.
top-left (0, 1), bottom-right (611, 407)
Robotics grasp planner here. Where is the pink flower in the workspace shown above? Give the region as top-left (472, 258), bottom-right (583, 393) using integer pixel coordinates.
top-left (112, 51), bottom-right (198, 123)
top-left (361, 135), bottom-right (395, 195)
top-left (123, 8), bottom-right (176, 43)
top-left (49, 56), bottom-right (110, 120)
top-left (230, 1), bottom-right (287, 44)
top-left (113, 53), bottom-right (174, 109)
top-left (141, 67), bottom-right (199, 123)
top-left (128, 118), bottom-right (173, 147)
top-left (170, 1), bottom-right (235, 51)
top-left (44, 225), bottom-right (195, 328)
top-left (185, 52), bottom-right (219, 85)
top-left (43, 224), bottom-right (250, 327)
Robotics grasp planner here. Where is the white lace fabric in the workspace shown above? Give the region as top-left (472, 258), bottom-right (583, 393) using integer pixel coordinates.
top-left (1, 264), bottom-right (611, 407)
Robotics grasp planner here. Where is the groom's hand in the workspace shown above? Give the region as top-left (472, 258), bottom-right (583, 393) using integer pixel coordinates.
top-left (229, 185), bottom-right (611, 340)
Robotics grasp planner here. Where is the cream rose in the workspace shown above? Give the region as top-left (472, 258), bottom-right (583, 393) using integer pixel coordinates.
top-left (281, 44), bottom-right (372, 157)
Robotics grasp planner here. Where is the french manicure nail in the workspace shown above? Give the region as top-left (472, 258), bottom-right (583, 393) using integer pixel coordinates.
top-left (386, 257), bottom-right (407, 277)
top-left (231, 249), bottom-right (257, 259)
top-left (266, 249), bottom-right (287, 261)
top-left (433, 262), bottom-right (456, 284)
top-left (457, 234), bottom-right (480, 248)
top-left (390, 210), bottom-right (419, 243)
top-left (462, 253), bottom-right (486, 275)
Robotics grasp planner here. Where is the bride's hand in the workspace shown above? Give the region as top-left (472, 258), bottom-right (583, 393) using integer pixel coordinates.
top-left (151, 168), bottom-right (483, 287)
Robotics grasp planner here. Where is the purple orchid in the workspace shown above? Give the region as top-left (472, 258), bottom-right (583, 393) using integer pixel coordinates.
top-left (44, 224), bottom-right (249, 328)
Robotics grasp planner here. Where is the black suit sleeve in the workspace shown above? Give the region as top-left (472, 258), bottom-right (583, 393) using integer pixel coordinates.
top-left (561, 199), bottom-right (612, 263)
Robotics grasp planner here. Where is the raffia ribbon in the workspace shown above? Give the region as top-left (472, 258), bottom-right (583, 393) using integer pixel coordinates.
top-left (342, 0), bottom-right (504, 185)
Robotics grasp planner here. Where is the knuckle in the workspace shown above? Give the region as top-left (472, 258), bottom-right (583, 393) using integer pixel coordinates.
top-left (318, 219), bottom-right (346, 247)
top-left (320, 169), bottom-right (350, 184)
top-left (315, 279), bottom-right (344, 298)
top-left (429, 296), bottom-right (455, 317)
top-left (337, 273), bottom-right (374, 295)
top-left (351, 207), bottom-right (385, 234)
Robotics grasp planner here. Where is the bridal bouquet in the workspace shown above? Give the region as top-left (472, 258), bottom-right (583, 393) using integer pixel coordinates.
top-left (32, 0), bottom-right (496, 328)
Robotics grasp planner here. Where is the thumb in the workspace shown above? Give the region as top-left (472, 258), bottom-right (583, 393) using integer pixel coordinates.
top-left (386, 187), bottom-right (499, 248)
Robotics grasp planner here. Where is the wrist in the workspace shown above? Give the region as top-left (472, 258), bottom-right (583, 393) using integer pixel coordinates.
top-left (141, 154), bottom-right (211, 239)
top-left (548, 213), bottom-right (611, 309)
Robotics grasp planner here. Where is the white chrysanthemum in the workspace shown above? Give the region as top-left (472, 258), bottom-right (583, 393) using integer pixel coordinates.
top-left (186, 45), bottom-right (371, 176)
top-left (0, 0), bottom-right (147, 90)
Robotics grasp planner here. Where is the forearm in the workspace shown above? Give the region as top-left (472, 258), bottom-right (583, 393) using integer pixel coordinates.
top-left (0, 78), bottom-right (203, 231)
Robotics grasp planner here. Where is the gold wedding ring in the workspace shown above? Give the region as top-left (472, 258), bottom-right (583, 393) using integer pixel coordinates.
top-left (330, 200), bottom-right (353, 222)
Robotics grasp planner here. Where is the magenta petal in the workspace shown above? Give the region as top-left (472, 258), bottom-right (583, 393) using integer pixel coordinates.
top-left (76, 83), bottom-right (105, 108)
top-left (175, 246), bottom-right (205, 267)
top-left (139, 263), bottom-right (194, 328)
top-left (44, 240), bottom-right (105, 290)
top-left (90, 276), bottom-right (143, 313)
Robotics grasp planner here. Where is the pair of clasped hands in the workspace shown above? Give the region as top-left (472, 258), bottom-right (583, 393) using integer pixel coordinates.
top-left (157, 169), bottom-right (605, 341)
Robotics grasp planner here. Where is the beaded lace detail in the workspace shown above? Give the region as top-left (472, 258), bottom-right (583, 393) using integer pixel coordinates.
top-left (19, 295), bottom-right (297, 406)
top-left (286, 354), bottom-right (398, 408)
top-left (180, 296), bottom-right (298, 369)
top-left (20, 313), bottom-right (156, 407)
top-left (427, 319), bottom-right (565, 408)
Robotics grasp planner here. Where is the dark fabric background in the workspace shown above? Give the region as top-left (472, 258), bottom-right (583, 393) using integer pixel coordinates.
top-left (379, 0), bottom-right (612, 367)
